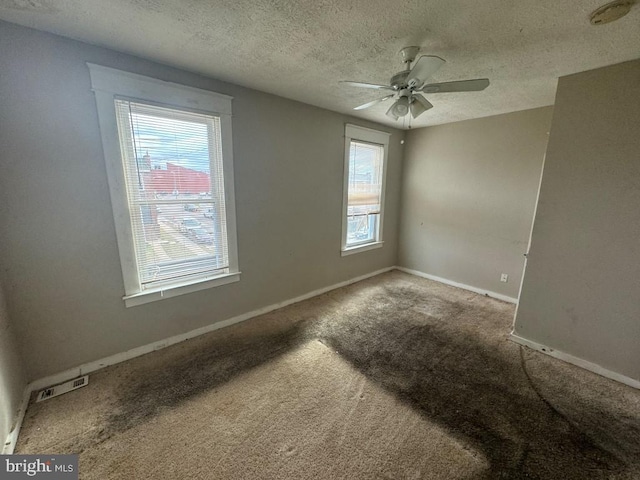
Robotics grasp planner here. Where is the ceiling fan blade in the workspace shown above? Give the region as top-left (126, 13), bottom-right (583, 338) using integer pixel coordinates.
top-left (340, 81), bottom-right (394, 90)
top-left (407, 55), bottom-right (446, 88)
top-left (420, 78), bottom-right (490, 93)
top-left (354, 95), bottom-right (394, 110)
top-left (409, 94), bottom-right (433, 119)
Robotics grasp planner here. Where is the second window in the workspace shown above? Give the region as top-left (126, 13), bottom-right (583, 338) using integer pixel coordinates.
top-left (342, 124), bottom-right (389, 254)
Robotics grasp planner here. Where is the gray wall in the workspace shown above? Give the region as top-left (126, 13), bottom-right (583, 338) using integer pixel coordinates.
top-left (0, 21), bottom-right (403, 380)
top-left (514, 60), bottom-right (640, 382)
top-left (398, 107), bottom-right (553, 299)
top-left (0, 281), bottom-right (27, 449)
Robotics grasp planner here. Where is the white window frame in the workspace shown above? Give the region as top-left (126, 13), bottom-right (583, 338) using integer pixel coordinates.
top-left (341, 124), bottom-right (390, 256)
top-left (88, 64), bottom-right (240, 307)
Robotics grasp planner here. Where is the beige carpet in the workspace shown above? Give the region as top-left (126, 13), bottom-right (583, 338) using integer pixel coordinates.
top-left (16, 271), bottom-right (640, 479)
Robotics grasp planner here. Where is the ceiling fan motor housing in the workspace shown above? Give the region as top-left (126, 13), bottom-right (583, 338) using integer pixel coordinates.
top-left (400, 46), bottom-right (421, 64)
top-left (390, 70), bottom-right (410, 89)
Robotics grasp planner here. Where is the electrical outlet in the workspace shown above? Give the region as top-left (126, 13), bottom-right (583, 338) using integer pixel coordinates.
top-left (500, 273), bottom-right (508, 283)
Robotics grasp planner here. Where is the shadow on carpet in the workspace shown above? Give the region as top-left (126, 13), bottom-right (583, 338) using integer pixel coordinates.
top-left (19, 272), bottom-right (640, 479)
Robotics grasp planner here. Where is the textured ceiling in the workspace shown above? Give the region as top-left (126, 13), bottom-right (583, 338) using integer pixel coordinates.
top-left (1, 0), bottom-right (639, 129)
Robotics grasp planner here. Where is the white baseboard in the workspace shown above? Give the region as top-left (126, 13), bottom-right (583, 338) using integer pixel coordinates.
top-left (6, 266), bottom-right (391, 452)
top-left (395, 267), bottom-right (518, 304)
top-left (6, 265), bottom-right (509, 451)
top-left (2, 385), bottom-right (31, 454)
top-left (29, 266), bottom-right (395, 393)
top-left (510, 333), bottom-right (640, 390)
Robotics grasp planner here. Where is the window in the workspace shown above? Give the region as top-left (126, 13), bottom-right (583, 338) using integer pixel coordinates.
top-left (341, 124), bottom-right (390, 255)
top-left (89, 64), bottom-right (239, 306)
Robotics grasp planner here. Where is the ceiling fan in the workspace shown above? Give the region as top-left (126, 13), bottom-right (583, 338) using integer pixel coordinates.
top-left (341, 46), bottom-right (490, 121)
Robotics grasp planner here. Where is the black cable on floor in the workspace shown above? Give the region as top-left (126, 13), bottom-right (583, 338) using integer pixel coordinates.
top-left (518, 345), bottom-right (573, 423)
top-left (518, 345), bottom-right (624, 466)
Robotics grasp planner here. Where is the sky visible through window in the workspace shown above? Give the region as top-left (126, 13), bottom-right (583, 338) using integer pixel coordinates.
top-left (131, 113), bottom-right (210, 173)
top-left (349, 141), bottom-right (381, 196)
top-left (351, 142), bottom-right (376, 178)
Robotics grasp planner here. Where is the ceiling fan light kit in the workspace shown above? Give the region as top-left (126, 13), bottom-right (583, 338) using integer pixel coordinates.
top-left (409, 94), bottom-right (433, 119)
top-left (392, 95), bottom-right (409, 116)
top-left (341, 46), bottom-right (490, 121)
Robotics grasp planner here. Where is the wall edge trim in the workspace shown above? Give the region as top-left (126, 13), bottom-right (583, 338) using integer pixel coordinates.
top-left (509, 333), bottom-right (640, 390)
top-left (396, 267), bottom-right (518, 304)
top-left (2, 385), bottom-right (31, 454)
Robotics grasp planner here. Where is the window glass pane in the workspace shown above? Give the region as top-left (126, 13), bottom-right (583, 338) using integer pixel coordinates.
top-left (346, 140), bottom-right (383, 247)
top-left (347, 213), bottom-right (378, 245)
top-left (114, 100), bottom-right (229, 289)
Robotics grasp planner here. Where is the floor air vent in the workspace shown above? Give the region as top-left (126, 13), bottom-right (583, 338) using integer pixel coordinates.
top-left (36, 375), bottom-right (89, 402)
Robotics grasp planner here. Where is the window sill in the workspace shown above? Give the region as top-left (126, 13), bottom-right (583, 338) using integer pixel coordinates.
top-left (123, 272), bottom-right (241, 307)
top-left (341, 241), bottom-right (384, 256)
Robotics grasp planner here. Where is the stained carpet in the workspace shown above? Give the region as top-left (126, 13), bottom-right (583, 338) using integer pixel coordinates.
top-left (16, 271), bottom-right (640, 479)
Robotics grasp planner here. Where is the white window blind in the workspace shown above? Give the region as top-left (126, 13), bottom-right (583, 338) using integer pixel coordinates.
top-left (345, 140), bottom-right (384, 247)
top-left (347, 141), bottom-right (383, 213)
top-left (114, 100), bottom-right (230, 290)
